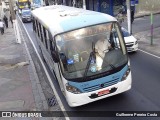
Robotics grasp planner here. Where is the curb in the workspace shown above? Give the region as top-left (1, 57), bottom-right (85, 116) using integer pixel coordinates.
top-left (135, 11), bottom-right (160, 18)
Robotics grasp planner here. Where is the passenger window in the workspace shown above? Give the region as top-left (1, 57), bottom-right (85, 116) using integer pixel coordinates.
top-left (43, 27), bottom-right (48, 49)
top-left (48, 32), bottom-right (54, 52)
top-left (33, 18), bottom-right (36, 32)
top-left (38, 23), bottom-right (43, 42)
top-left (37, 21), bottom-right (40, 37)
top-left (46, 30), bottom-right (51, 52)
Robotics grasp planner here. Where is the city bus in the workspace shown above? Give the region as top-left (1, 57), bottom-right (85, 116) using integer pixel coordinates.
top-left (31, 5), bottom-right (132, 107)
top-left (17, 0), bottom-right (29, 9)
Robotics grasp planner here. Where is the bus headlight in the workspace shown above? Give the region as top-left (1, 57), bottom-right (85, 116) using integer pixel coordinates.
top-left (66, 83), bottom-right (82, 94)
top-left (121, 67), bottom-right (130, 81)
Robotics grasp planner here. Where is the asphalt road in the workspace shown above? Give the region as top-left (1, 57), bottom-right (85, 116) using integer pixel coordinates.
top-left (22, 14), bottom-right (160, 120)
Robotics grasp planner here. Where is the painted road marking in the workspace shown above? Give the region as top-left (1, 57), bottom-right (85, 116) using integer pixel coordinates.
top-left (138, 49), bottom-right (160, 59)
top-left (17, 15), bottom-right (70, 120)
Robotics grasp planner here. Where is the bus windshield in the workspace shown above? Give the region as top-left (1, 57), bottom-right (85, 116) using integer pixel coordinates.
top-left (22, 10), bottom-right (31, 16)
top-left (18, 2), bottom-right (28, 8)
top-left (55, 22), bottom-right (128, 81)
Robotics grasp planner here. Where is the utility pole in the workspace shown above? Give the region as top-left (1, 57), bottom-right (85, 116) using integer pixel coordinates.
top-left (62, 0), bottom-right (66, 5)
top-left (8, 0), bottom-right (21, 44)
top-left (150, 13), bottom-right (153, 45)
top-left (73, 0), bottom-right (76, 7)
top-left (83, 0), bottom-right (86, 9)
top-left (55, 0), bottom-right (58, 5)
top-left (126, 0), bottom-right (131, 35)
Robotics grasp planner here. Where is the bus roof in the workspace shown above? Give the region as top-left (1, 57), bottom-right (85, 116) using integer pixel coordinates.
top-left (31, 5), bottom-right (117, 36)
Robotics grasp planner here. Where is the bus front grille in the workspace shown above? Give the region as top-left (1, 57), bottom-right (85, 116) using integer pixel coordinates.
top-left (83, 78), bottom-right (119, 92)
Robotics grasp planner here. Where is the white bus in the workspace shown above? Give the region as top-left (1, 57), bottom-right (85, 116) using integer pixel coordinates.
top-left (32, 5), bottom-right (132, 107)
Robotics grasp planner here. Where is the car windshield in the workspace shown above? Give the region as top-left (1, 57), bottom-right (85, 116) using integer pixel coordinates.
top-left (22, 10), bottom-right (31, 15)
top-left (55, 22), bottom-right (127, 81)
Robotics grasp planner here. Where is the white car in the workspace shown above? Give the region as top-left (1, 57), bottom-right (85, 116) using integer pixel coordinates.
top-left (121, 27), bottom-right (138, 52)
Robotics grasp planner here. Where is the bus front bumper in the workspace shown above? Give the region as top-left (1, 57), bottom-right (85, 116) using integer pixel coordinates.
top-left (65, 73), bottom-right (132, 107)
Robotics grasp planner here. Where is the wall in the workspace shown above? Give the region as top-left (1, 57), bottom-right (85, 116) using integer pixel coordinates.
top-left (0, 0), bottom-right (10, 19)
top-left (0, 1), bottom-right (7, 18)
top-left (135, 0), bottom-right (160, 13)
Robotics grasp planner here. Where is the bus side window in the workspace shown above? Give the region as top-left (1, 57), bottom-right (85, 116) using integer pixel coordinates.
top-left (41, 25), bottom-right (44, 44)
top-left (37, 21), bottom-right (40, 37)
top-left (35, 19), bottom-right (37, 32)
top-left (46, 30), bottom-right (50, 52)
top-left (48, 32), bottom-right (54, 52)
top-left (48, 33), bottom-right (59, 62)
top-left (38, 23), bottom-right (43, 42)
top-left (33, 18), bottom-right (36, 32)
top-left (42, 26), bottom-right (48, 49)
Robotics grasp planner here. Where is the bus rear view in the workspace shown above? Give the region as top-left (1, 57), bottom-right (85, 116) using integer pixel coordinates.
top-left (32, 5), bottom-right (132, 107)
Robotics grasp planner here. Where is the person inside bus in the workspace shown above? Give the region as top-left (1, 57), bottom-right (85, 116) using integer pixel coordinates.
top-left (95, 35), bottom-right (112, 70)
top-left (95, 35), bottom-right (112, 58)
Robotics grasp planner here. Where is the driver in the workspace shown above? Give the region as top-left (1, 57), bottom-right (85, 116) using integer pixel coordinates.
top-left (95, 35), bottom-right (111, 58)
top-left (95, 35), bottom-right (111, 71)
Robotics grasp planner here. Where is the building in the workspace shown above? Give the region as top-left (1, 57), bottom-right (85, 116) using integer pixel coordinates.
top-left (0, 0), bottom-right (10, 18)
top-left (86, 0), bottom-right (126, 16)
top-left (46, 0), bottom-right (126, 17)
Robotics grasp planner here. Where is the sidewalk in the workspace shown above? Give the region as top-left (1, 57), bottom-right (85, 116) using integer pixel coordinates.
top-left (123, 11), bottom-right (160, 57)
top-left (0, 23), bottom-right (48, 112)
top-left (134, 27), bottom-right (160, 57)
top-left (134, 11), bottom-right (160, 57)
top-left (135, 10), bottom-right (160, 18)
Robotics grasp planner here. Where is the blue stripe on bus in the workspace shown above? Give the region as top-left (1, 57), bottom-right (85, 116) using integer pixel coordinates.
top-left (68, 65), bottom-right (128, 93)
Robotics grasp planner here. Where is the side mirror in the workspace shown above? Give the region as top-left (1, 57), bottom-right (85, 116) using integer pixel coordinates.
top-left (51, 51), bottom-right (59, 63)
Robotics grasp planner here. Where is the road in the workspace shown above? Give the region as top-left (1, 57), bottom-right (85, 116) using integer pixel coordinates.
top-left (21, 14), bottom-right (160, 120)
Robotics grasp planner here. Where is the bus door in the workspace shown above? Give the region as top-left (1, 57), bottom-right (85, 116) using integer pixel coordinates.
top-left (54, 62), bottom-right (65, 93)
top-left (50, 37), bottom-right (65, 92)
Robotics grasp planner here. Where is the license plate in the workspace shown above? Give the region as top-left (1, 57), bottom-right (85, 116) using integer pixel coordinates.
top-left (98, 89), bottom-right (110, 96)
